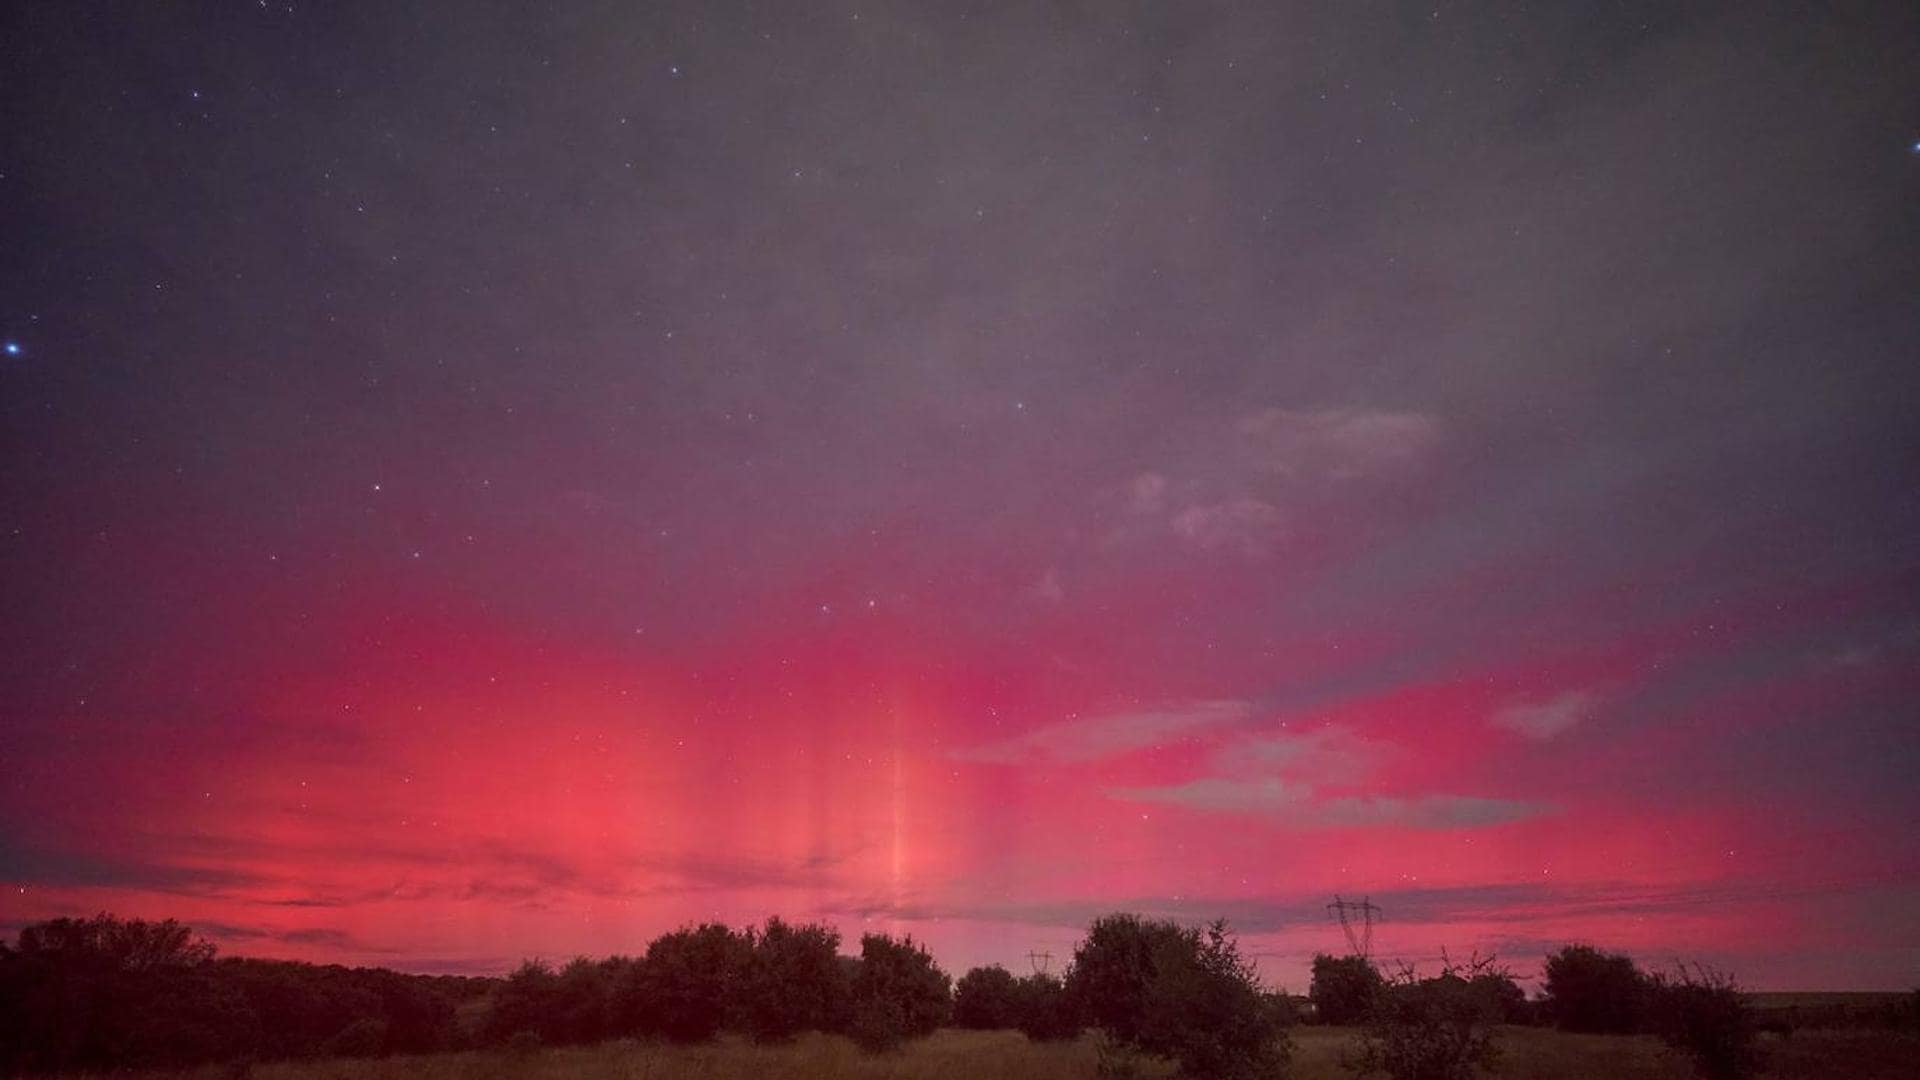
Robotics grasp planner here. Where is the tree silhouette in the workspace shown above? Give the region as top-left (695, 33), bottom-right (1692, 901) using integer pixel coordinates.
top-left (1542, 944), bottom-right (1647, 1034)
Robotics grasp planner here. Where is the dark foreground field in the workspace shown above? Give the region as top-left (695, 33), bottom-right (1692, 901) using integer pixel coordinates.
top-left (114, 1027), bottom-right (1919, 1080)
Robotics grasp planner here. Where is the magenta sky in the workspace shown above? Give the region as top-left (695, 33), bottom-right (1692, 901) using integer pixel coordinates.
top-left (3, 3), bottom-right (1918, 991)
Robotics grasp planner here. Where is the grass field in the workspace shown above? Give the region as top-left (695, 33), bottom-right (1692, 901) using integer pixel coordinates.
top-left (123, 1026), bottom-right (1920, 1080)
top-left (1748, 992), bottom-right (1911, 1009)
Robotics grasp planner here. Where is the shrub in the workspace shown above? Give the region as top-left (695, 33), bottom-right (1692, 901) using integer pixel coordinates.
top-left (1346, 954), bottom-right (1506, 1080)
top-left (482, 960), bottom-right (558, 1045)
top-left (1014, 972), bottom-right (1083, 1041)
top-left (628, 924), bottom-right (750, 1042)
top-left (846, 933), bottom-right (951, 1052)
top-left (1066, 914), bottom-right (1288, 1080)
top-left (504, 1029), bottom-right (541, 1058)
top-left (1468, 972), bottom-right (1529, 1025)
top-left (848, 995), bottom-right (911, 1053)
top-left (319, 1017), bottom-right (388, 1059)
top-left (735, 918), bottom-right (846, 1042)
top-left (1312, 954), bottom-right (1385, 1025)
top-left (954, 965), bottom-right (1022, 1029)
top-left (1542, 944), bottom-right (1647, 1033)
top-left (1648, 964), bottom-right (1759, 1080)
top-left (1266, 991), bottom-right (1306, 1028)
top-left (0, 916), bottom-right (471, 1073)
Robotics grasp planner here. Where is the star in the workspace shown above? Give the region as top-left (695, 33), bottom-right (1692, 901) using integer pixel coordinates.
top-left (3, 342), bottom-right (19, 356)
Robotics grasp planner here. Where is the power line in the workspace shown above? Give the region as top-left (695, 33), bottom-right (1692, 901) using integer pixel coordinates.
top-left (1326, 894), bottom-right (1381, 958)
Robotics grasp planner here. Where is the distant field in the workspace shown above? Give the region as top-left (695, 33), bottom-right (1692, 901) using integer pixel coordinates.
top-left (125, 1026), bottom-right (1920, 1080)
top-left (1748, 991), bottom-right (1912, 1010)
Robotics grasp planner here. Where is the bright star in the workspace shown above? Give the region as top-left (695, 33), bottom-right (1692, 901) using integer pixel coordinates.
top-left (3, 342), bottom-right (19, 356)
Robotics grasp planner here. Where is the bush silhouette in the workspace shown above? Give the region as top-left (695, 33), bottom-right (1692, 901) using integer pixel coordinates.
top-left (1311, 954), bottom-right (1385, 1025)
top-left (629, 923), bottom-right (751, 1042)
top-left (1066, 914), bottom-right (1287, 1080)
top-left (735, 917), bottom-right (847, 1042)
top-left (0, 915), bottom-right (471, 1073)
top-left (482, 960), bottom-right (557, 1045)
top-left (1542, 945), bottom-right (1647, 1033)
top-left (1347, 954), bottom-right (1508, 1080)
top-left (1014, 971), bottom-right (1084, 1041)
top-left (319, 1017), bottom-right (388, 1059)
top-left (1647, 964), bottom-right (1759, 1080)
top-left (846, 932), bottom-right (951, 1052)
top-left (1468, 971), bottom-right (1529, 1025)
top-left (954, 964), bottom-right (1022, 1029)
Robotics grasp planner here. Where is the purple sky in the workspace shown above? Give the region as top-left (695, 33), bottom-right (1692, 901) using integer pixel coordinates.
top-left (3, 2), bottom-right (1917, 990)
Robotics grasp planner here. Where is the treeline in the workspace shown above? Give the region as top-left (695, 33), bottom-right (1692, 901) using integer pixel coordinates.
top-left (7, 914), bottom-right (1915, 1080)
top-left (1306, 944), bottom-right (1915, 1080)
top-left (0, 915), bottom-right (952, 1074)
top-left (476, 918), bottom-right (949, 1052)
top-left (0, 916), bottom-right (491, 1073)
top-left (0, 912), bottom-right (1290, 1078)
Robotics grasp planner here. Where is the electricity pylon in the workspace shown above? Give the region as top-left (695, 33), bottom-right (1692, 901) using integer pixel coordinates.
top-left (1027, 950), bottom-right (1053, 976)
top-left (1326, 895), bottom-right (1381, 958)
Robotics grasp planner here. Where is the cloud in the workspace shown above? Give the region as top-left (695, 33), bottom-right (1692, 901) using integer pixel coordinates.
top-left (0, 836), bottom-right (264, 896)
top-left (1129, 471), bottom-right (1169, 514)
top-left (1110, 780), bottom-right (1547, 829)
top-left (1222, 727), bottom-right (1374, 784)
top-left (952, 700), bottom-right (1253, 764)
top-left (1106, 724), bottom-right (1545, 830)
top-left (1029, 567), bottom-right (1065, 604)
top-left (1492, 690), bottom-right (1599, 740)
top-left (1314, 795), bottom-right (1549, 829)
top-left (1237, 408), bottom-right (1442, 480)
top-left (1171, 498), bottom-right (1286, 557)
top-left (193, 922), bottom-right (380, 953)
top-left (1113, 777), bottom-right (1311, 813)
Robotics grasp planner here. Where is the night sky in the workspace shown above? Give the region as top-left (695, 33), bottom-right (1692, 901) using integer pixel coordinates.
top-left (4, 3), bottom-right (1918, 991)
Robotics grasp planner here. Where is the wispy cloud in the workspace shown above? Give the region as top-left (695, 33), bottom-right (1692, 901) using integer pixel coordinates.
top-left (1129, 471), bottom-right (1169, 515)
top-left (1492, 690), bottom-right (1598, 740)
top-left (1171, 498), bottom-right (1285, 557)
top-left (194, 921), bottom-right (384, 953)
top-left (1313, 794), bottom-right (1548, 829)
top-left (1112, 777), bottom-right (1310, 814)
top-left (951, 700), bottom-right (1253, 764)
top-left (1106, 723), bottom-right (1547, 829)
top-left (1222, 727), bottom-right (1374, 784)
top-left (1110, 780), bottom-right (1547, 829)
top-left (1236, 408), bottom-right (1442, 480)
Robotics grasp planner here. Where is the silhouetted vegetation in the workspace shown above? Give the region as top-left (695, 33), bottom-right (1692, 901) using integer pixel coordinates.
top-left (1542, 944), bottom-right (1648, 1034)
top-left (954, 964), bottom-right (1022, 1029)
top-left (630, 922), bottom-right (750, 1042)
top-left (737, 918), bottom-right (850, 1042)
top-left (1065, 914), bottom-right (1288, 1080)
top-left (846, 932), bottom-right (952, 1052)
top-left (3, 913), bottom-right (1885, 1079)
top-left (1311, 954), bottom-right (1385, 1026)
top-left (0, 915), bottom-right (481, 1074)
top-left (1346, 954), bottom-right (1510, 1080)
top-left (952, 965), bottom-right (1086, 1042)
top-left (1015, 971), bottom-right (1087, 1041)
top-left (1647, 964), bottom-right (1759, 1080)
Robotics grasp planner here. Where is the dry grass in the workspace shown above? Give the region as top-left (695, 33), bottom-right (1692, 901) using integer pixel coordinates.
top-left (128, 1026), bottom-right (1916, 1080)
top-left (1748, 992), bottom-right (1910, 1010)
